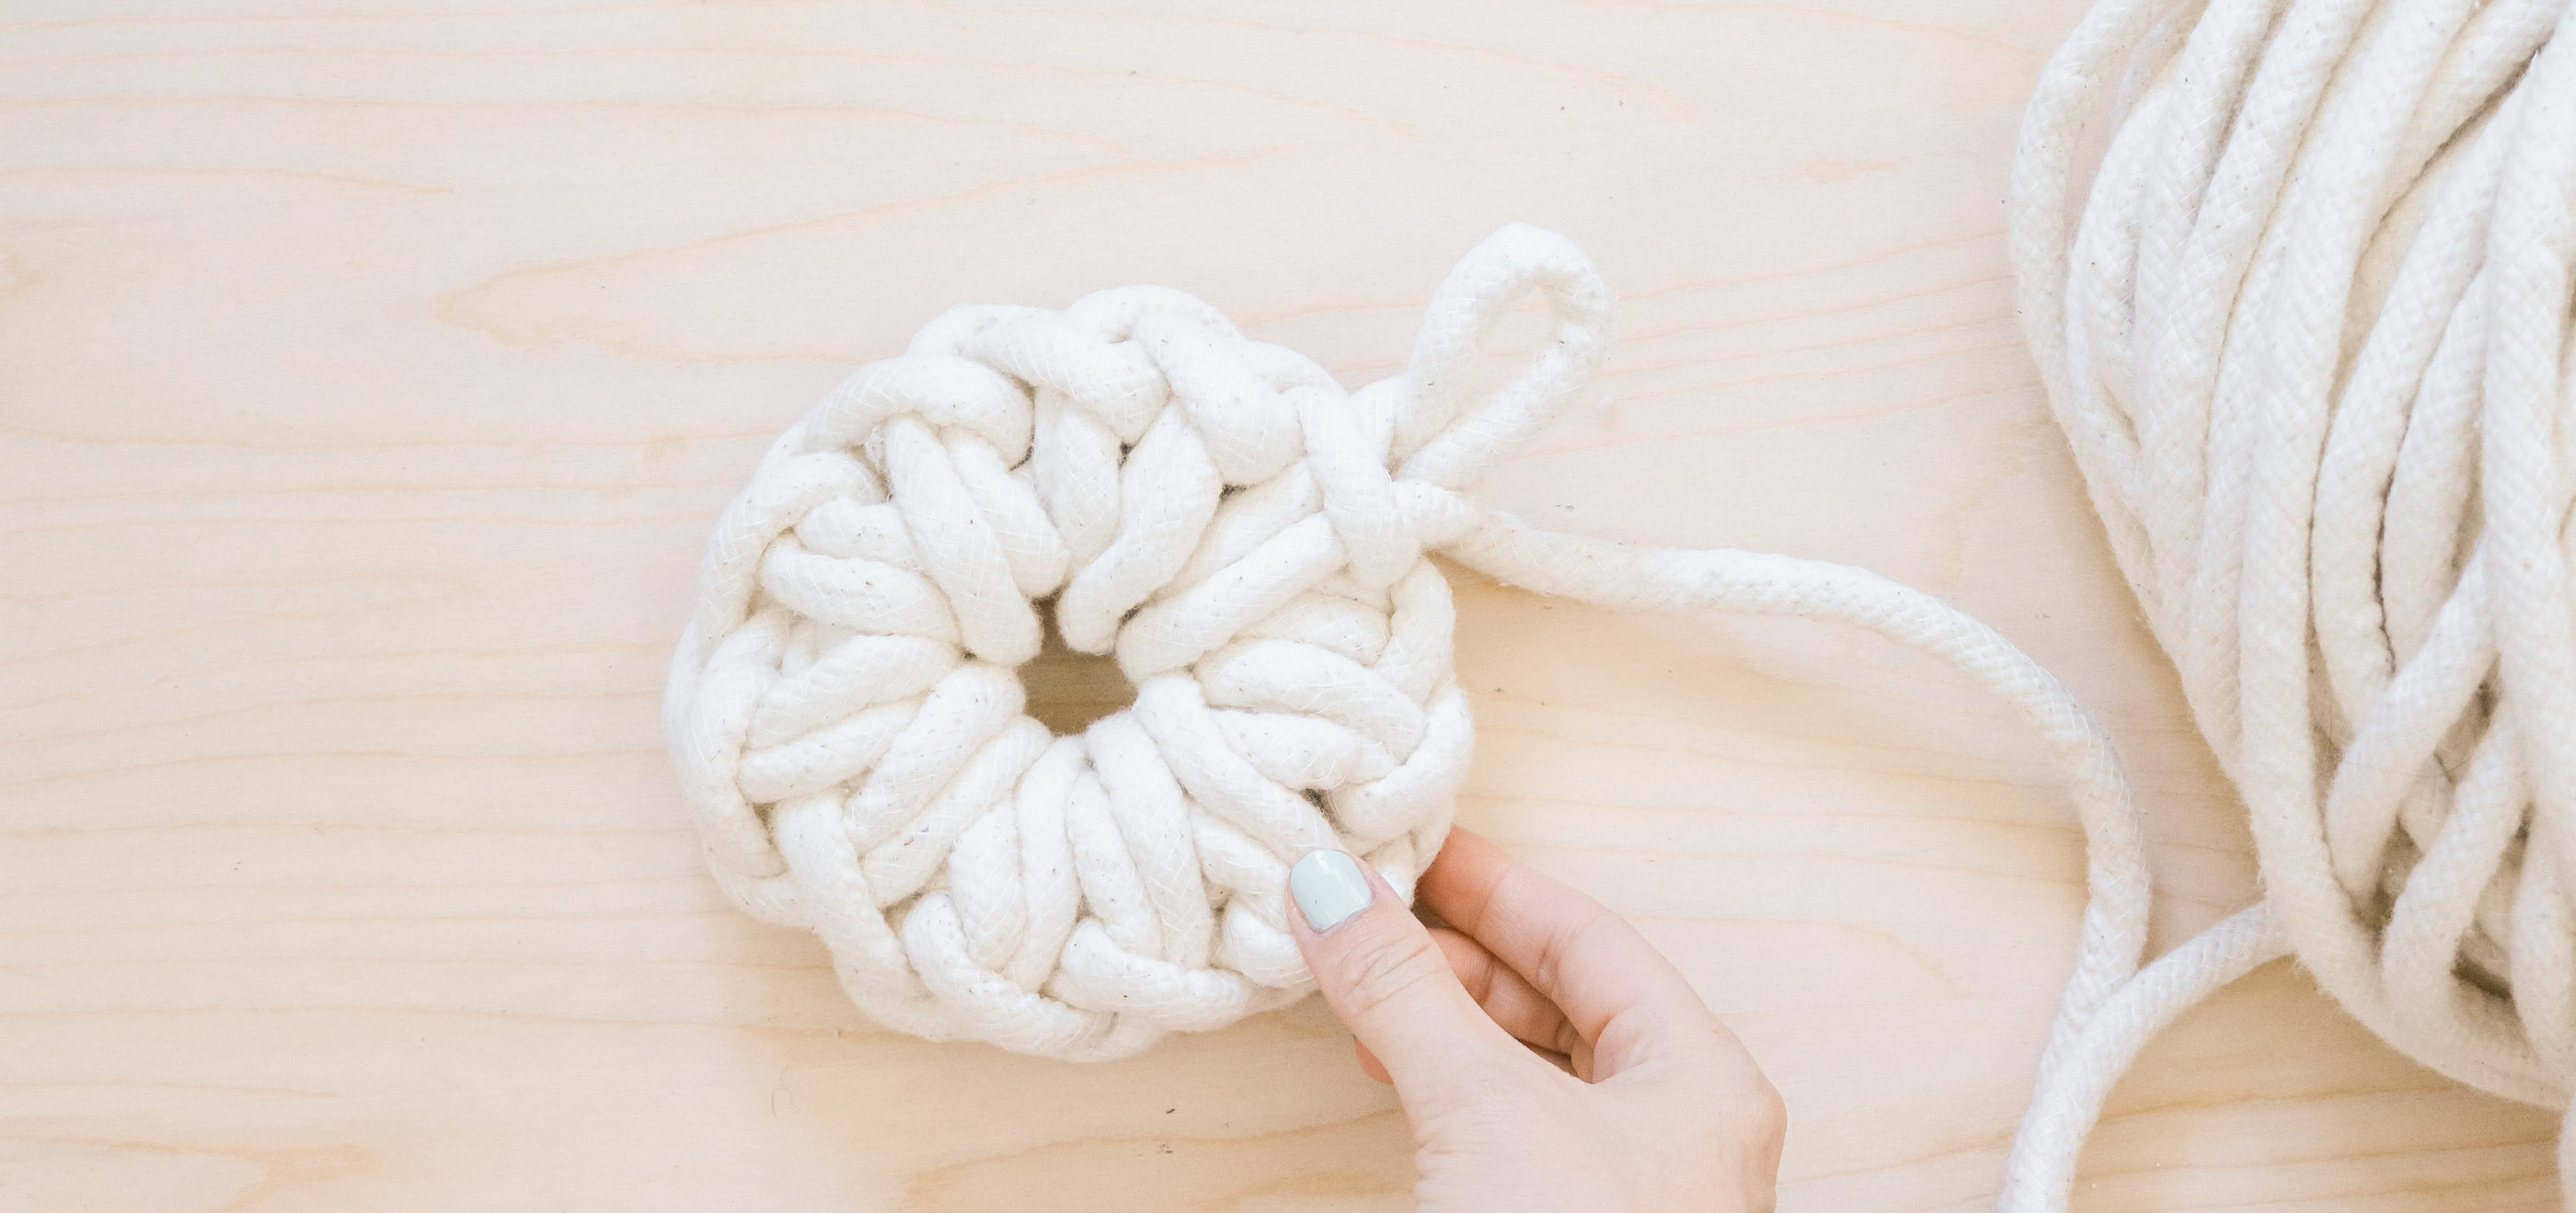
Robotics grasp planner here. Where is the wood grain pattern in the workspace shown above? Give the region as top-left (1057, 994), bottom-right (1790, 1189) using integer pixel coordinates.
top-left (0, 2), bottom-right (2557, 1209)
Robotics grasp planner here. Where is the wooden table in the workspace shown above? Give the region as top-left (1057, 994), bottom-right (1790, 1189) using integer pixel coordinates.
top-left (2, 3), bottom-right (2559, 1209)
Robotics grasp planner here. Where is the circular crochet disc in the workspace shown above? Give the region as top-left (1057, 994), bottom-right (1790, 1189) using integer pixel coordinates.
top-left (667, 225), bottom-right (1610, 1059)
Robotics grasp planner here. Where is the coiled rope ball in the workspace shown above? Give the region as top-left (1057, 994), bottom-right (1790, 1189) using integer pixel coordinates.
top-left (2009, 0), bottom-right (2576, 1204)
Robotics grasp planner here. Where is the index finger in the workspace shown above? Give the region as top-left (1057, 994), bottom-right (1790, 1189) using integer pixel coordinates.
top-left (1419, 827), bottom-right (1723, 1078)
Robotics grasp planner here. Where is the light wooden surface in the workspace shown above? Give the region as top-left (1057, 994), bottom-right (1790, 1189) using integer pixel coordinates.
top-left (0, 2), bottom-right (2559, 1209)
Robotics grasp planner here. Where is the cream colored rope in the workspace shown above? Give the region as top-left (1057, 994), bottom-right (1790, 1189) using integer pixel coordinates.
top-left (2008, 0), bottom-right (2576, 1204)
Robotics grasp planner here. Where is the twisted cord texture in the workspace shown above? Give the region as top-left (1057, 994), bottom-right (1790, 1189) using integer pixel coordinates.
top-left (2009, 0), bottom-right (2576, 1205)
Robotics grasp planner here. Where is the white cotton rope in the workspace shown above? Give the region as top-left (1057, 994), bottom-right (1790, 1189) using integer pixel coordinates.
top-left (2009, 0), bottom-right (2576, 1206)
top-left (661, 223), bottom-right (2174, 1122)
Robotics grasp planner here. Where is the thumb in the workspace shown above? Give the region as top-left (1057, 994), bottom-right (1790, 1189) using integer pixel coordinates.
top-left (1288, 849), bottom-right (1517, 1094)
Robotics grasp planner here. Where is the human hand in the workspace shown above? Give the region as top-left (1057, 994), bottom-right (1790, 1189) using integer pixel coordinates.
top-left (1287, 828), bottom-right (1783, 1212)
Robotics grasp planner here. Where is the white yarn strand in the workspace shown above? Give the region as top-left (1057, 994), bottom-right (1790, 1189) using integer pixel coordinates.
top-left (663, 223), bottom-right (2180, 1131)
top-left (2015, 0), bottom-right (2576, 1205)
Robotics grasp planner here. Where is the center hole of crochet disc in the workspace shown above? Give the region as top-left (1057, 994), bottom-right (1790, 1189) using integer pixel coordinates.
top-left (1456, 294), bottom-right (1555, 411)
top-left (1020, 601), bottom-right (1133, 734)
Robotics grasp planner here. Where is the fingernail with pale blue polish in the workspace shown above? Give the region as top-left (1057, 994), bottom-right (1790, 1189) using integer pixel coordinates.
top-left (1291, 850), bottom-right (1374, 932)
